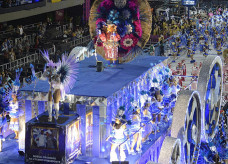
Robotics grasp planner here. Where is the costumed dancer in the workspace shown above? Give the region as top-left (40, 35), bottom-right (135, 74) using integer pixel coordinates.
top-left (106, 118), bottom-right (128, 162)
top-left (113, 106), bottom-right (127, 124)
top-left (204, 30), bottom-right (210, 48)
top-left (199, 35), bottom-right (205, 53)
top-left (168, 77), bottom-right (179, 113)
top-left (99, 24), bottom-right (121, 65)
top-left (150, 87), bottom-right (164, 132)
top-left (215, 37), bottom-right (223, 56)
top-left (171, 42), bottom-right (177, 62)
top-left (161, 80), bottom-right (171, 122)
top-left (41, 51), bottom-right (78, 122)
top-left (221, 28), bottom-right (226, 43)
top-left (8, 93), bottom-right (20, 139)
top-left (42, 66), bottom-right (61, 122)
top-left (176, 36), bottom-right (181, 56)
top-left (176, 62), bottom-right (183, 77)
top-left (181, 60), bottom-right (186, 81)
top-left (129, 107), bottom-right (142, 155)
top-left (203, 43), bottom-right (209, 57)
top-left (190, 50), bottom-right (196, 63)
top-left (111, 106), bottom-right (131, 153)
top-left (191, 62), bottom-right (199, 90)
top-left (8, 68), bottom-right (24, 139)
top-left (186, 38), bottom-right (192, 58)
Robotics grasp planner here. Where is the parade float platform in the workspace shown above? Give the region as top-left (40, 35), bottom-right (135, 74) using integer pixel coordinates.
top-left (18, 54), bottom-right (169, 163)
top-left (21, 54), bottom-right (168, 97)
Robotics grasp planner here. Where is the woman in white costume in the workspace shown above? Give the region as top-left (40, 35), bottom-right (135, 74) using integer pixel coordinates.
top-left (107, 118), bottom-right (128, 162)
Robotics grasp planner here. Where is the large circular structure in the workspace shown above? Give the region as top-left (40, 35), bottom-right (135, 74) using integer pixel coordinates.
top-left (89, 0), bottom-right (152, 62)
top-left (171, 90), bottom-right (201, 164)
top-left (197, 55), bottom-right (223, 142)
top-left (158, 136), bottom-right (181, 164)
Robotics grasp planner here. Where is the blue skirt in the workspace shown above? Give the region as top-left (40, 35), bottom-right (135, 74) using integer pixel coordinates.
top-left (110, 137), bottom-right (127, 144)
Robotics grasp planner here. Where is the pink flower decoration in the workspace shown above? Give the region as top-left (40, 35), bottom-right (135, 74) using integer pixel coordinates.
top-left (98, 0), bottom-right (114, 12)
top-left (128, 0), bottom-right (137, 11)
top-left (120, 34), bottom-right (138, 51)
top-left (133, 20), bottom-right (142, 38)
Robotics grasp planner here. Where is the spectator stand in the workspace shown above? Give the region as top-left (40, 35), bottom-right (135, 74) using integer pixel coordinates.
top-left (0, 35), bottom-right (91, 71)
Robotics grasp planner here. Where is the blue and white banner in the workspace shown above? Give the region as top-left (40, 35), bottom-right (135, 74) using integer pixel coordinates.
top-left (182, 0), bottom-right (196, 6)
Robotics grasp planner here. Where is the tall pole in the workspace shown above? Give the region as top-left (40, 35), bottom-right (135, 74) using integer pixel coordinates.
top-left (188, 6), bottom-right (190, 20)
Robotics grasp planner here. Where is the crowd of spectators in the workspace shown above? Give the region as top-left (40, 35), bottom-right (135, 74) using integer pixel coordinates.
top-left (0, 16), bottom-right (90, 84)
top-left (0, 22), bottom-right (48, 64)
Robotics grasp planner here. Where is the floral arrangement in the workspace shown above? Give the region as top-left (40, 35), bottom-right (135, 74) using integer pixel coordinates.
top-left (95, 0), bottom-right (142, 57)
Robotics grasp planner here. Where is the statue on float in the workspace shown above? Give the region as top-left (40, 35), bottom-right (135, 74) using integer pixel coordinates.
top-left (41, 51), bottom-right (78, 122)
top-left (88, 0), bottom-right (152, 63)
top-left (99, 23), bottom-right (121, 64)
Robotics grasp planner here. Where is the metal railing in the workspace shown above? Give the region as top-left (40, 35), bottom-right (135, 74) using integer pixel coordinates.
top-left (0, 52), bottom-right (40, 71)
top-left (14, 33), bottom-right (35, 45)
top-left (0, 35), bottom-right (91, 71)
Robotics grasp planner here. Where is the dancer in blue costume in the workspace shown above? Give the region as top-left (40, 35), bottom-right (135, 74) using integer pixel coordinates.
top-left (176, 36), bottom-right (181, 56)
top-left (199, 35), bottom-right (205, 53)
top-left (150, 87), bottom-right (164, 133)
top-left (203, 43), bottom-right (209, 57)
top-left (129, 107), bottom-right (142, 155)
top-left (187, 38), bottom-right (192, 58)
top-left (168, 77), bottom-right (179, 112)
top-left (215, 35), bottom-right (223, 56)
top-left (106, 118), bottom-right (128, 162)
top-left (171, 42), bottom-right (177, 62)
top-left (190, 41), bottom-right (196, 63)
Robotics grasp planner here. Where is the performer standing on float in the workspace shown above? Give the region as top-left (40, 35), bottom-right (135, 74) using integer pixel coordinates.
top-left (106, 118), bottom-right (128, 162)
top-left (42, 64), bottom-right (61, 122)
top-left (129, 107), bottom-right (142, 155)
top-left (41, 51), bottom-right (78, 122)
top-left (8, 68), bottom-right (24, 139)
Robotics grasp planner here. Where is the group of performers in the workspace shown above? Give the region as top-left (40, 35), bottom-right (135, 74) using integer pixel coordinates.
top-left (168, 12), bottom-right (228, 63)
top-left (106, 75), bottom-right (180, 162)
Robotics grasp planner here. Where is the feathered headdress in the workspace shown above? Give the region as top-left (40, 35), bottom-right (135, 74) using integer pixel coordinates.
top-left (57, 53), bottom-right (79, 93)
top-left (13, 68), bottom-right (23, 88)
top-left (41, 51), bottom-right (79, 94)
